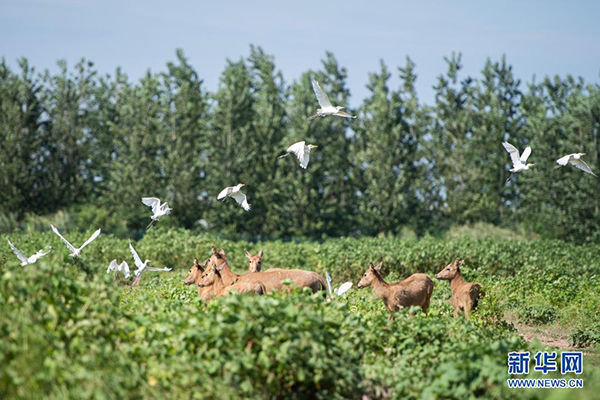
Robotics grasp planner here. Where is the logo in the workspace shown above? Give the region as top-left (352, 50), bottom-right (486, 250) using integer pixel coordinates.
top-left (507, 351), bottom-right (583, 389)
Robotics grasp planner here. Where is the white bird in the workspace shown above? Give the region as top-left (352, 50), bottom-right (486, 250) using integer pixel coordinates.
top-left (142, 197), bottom-right (172, 229)
top-left (217, 184), bottom-right (251, 211)
top-left (502, 141), bottom-right (535, 182)
top-left (555, 153), bottom-right (597, 177)
top-left (308, 79), bottom-right (356, 120)
top-left (279, 141), bottom-right (318, 169)
top-left (7, 239), bottom-right (51, 266)
top-left (51, 225), bottom-right (101, 257)
top-left (129, 242), bottom-right (171, 284)
top-left (107, 259), bottom-right (131, 279)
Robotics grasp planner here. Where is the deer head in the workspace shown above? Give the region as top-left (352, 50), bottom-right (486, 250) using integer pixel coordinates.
top-left (435, 258), bottom-right (464, 280)
top-left (198, 265), bottom-right (221, 288)
top-left (184, 257), bottom-right (207, 285)
top-left (245, 249), bottom-right (263, 272)
top-left (357, 261), bottom-right (383, 288)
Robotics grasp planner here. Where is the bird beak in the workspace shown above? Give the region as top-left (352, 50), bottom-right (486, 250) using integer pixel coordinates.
top-left (582, 153), bottom-right (586, 156)
top-left (240, 184), bottom-right (245, 187)
top-left (339, 106), bottom-right (345, 110)
top-left (312, 145), bottom-right (318, 148)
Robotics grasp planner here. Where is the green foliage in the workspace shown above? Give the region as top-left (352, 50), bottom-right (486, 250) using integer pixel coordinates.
top-left (518, 305), bottom-right (558, 325)
top-left (570, 323), bottom-right (600, 348)
top-left (1, 230), bottom-right (599, 398)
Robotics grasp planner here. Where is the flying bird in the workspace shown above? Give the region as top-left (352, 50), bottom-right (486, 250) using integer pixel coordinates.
top-left (142, 197), bottom-right (172, 229)
top-left (51, 225), bottom-right (101, 257)
top-left (278, 141), bottom-right (318, 169)
top-left (502, 141), bottom-right (535, 182)
top-left (107, 259), bottom-right (131, 279)
top-left (308, 79), bottom-right (356, 120)
top-left (554, 153), bottom-right (597, 177)
top-left (129, 242), bottom-right (171, 285)
top-left (217, 184), bottom-right (251, 211)
top-left (7, 239), bottom-right (51, 266)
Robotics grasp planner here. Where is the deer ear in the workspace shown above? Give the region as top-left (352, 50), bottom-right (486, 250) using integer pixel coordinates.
top-left (374, 261), bottom-right (383, 271)
top-left (245, 250), bottom-right (251, 259)
top-left (193, 258), bottom-right (199, 267)
top-left (211, 246), bottom-right (218, 255)
top-left (457, 259), bottom-right (464, 267)
top-left (258, 249), bottom-right (263, 258)
top-left (368, 262), bottom-right (375, 270)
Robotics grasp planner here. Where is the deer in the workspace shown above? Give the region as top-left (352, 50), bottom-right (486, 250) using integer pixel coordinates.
top-left (245, 249), bottom-right (263, 272)
top-left (357, 261), bottom-right (434, 320)
top-left (435, 258), bottom-right (485, 318)
top-left (208, 246), bottom-right (326, 293)
top-left (184, 257), bottom-right (215, 302)
top-left (198, 263), bottom-right (267, 297)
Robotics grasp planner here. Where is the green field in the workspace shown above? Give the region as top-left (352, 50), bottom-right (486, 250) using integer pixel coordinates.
top-left (1, 228), bottom-right (599, 399)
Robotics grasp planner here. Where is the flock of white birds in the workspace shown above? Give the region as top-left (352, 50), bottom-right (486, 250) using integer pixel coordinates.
top-left (6, 78), bottom-right (597, 282)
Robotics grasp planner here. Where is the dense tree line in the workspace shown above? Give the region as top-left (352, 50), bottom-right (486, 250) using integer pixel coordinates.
top-left (1, 48), bottom-right (599, 242)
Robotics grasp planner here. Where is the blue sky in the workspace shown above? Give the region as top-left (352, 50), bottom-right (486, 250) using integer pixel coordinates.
top-left (1, 0), bottom-right (599, 106)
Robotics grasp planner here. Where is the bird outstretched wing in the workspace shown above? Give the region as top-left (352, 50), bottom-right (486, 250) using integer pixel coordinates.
top-left (119, 261), bottom-right (131, 278)
top-left (39, 247), bottom-right (52, 257)
top-left (311, 79), bottom-right (332, 108)
top-left (325, 271), bottom-right (332, 295)
top-left (159, 202), bottom-right (171, 215)
top-left (79, 228), bottom-right (101, 251)
top-left (333, 111), bottom-right (356, 119)
top-left (129, 242), bottom-right (144, 269)
top-left (502, 142), bottom-right (521, 168)
top-left (142, 197), bottom-right (161, 213)
top-left (556, 154), bottom-right (571, 166)
top-left (231, 191), bottom-right (251, 211)
top-left (287, 141), bottom-right (308, 168)
top-left (336, 282), bottom-right (353, 296)
top-left (107, 259), bottom-right (118, 273)
top-left (7, 239), bottom-right (28, 264)
top-left (570, 159), bottom-right (597, 176)
top-left (51, 225), bottom-right (76, 252)
top-left (217, 187), bottom-right (230, 200)
top-left (145, 266), bottom-right (172, 272)
top-left (520, 146), bottom-right (532, 163)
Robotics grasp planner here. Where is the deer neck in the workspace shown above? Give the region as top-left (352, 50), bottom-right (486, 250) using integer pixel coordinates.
top-left (371, 273), bottom-right (390, 300)
top-left (217, 260), bottom-right (239, 286)
top-left (450, 271), bottom-right (466, 294)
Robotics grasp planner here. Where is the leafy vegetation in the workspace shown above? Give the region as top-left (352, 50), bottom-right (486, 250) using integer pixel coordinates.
top-left (0, 229), bottom-right (598, 399)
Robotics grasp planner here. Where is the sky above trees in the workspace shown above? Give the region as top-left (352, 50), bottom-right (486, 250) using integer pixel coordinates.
top-left (1, 0), bottom-right (599, 105)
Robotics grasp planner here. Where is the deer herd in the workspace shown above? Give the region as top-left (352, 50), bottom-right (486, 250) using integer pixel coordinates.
top-left (183, 246), bottom-right (485, 319)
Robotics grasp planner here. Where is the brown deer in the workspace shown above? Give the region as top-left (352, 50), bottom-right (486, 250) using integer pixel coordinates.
top-left (435, 258), bottom-right (485, 318)
top-left (184, 257), bottom-right (215, 301)
top-left (209, 246), bottom-right (326, 293)
top-left (357, 261), bottom-right (434, 320)
top-left (245, 249), bottom-right (263, 272)
top-left (198, 263), bottom-right (266, 297)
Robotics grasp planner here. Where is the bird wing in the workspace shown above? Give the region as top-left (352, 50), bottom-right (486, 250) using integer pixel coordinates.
top-left (39, 247), bottom-right (52, 257)
top-left (129, 242), bottom-right (144, 269)
top-left (217, 187), bottom-right (230, 200)
top-left (142, 197), bottom-right (161, 213)
top-left (287, 142), bottom-right (306, 166)
top-left (145, 266), bottom-right (172, 272)
top-left (502, 142), bottom-right (521, 167)
top-left (325, 271), bottom-right (332, 295)
top-left (78, 228), bottom-right (101, 251)
top-left (311, 79), bottom-right (332, 108)
top-left (231, 191), bottom-right (251, 211)
top-left (7, 239), bottom-right (28, 264)
top-left (51, 225), bottom-right (76, 252)
top-left (300, 150), bottom-right (310, 169)
top-left (570, 158), bottom-right (597, 176)
top-left (119, 261), bottom-right (131, 278)
top-left (336, 282), bottom-right (353, 296)
top-left (520, 146), bottom-right (532, 163)
top-left (556, 154), bottom-right (571, 166)
top-left (159, 202), bottom-right (171, 215)
top-left (333, 111), bottom-right (356, 119)
top-left (107, 259), bottom-right (118, 273)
